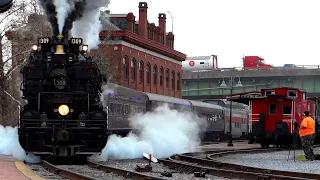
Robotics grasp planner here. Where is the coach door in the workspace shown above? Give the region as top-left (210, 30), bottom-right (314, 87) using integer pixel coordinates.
top-left (293, 99), bottom-right (303, 124)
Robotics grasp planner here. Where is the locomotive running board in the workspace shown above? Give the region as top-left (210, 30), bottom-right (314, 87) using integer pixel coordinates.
top-left (26, 152), bottom-right (53, 155)
top-left (75, 152), bottom-right (102, 155)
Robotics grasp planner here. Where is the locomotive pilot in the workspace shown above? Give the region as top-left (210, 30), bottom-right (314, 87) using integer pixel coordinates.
top-left (299, 111), bottom-right (316, 161)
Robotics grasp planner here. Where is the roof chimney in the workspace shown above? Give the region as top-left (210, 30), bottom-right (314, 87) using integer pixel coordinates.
top-left (138, 2), bottom-right (148, 38)
top-left (158, 13), bottom-right (166, 45)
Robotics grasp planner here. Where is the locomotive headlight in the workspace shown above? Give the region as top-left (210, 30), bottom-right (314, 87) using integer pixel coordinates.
top-left (32, 44), bottom-right (38, 51)
top-left (58, 104), bottom-right (69, 116)
top-left (82, 45), bottom-right (88, 52)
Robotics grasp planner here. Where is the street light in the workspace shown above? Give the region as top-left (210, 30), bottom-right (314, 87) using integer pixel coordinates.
top-left (220, 77), bottom-right (243, 146)
top-left (167, 11), bottom-right (173, 33)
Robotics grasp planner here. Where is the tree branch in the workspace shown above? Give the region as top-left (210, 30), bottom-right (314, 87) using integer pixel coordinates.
top-left (3, 90), bottom-right (21, 105)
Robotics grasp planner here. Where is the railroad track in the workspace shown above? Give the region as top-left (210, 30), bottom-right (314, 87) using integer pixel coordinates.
top-left (158, 148), bottom-right (319, 180)
top-left (42, 160), bottom-right (167, 180)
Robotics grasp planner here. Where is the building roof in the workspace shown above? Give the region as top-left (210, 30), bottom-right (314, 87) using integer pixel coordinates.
top-left (99, 11), bottom-right (121, 31)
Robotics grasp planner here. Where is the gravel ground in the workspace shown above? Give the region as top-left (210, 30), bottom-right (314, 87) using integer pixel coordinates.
top-left (26, 164), bottom-right (69, 180)
top-left (58, 165), bottom-right (126, 180)
top-left (97, 158), bottom-right (242, 180)
top-left (211, 147), bottom-right (320, 174)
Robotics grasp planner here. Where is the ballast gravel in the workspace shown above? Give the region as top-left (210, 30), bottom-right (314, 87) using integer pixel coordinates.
top-left (97, 158), bottom-right (242, 180)
top-left (26, 164), bottom-right (69, 180)
top-left (211, 147), bottom-right (320, 174)
top-left (57, 165), bottom-right (126, 180)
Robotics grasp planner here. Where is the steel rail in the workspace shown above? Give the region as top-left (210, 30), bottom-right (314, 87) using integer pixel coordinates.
top-left (168, 148), bottom-right (320, 180)
top-left (42, 160), bottom-right (97, 180)
top-left (159, 158), bottom-right (311, 180)
top-left (87, 160), bottom-right (167, 180)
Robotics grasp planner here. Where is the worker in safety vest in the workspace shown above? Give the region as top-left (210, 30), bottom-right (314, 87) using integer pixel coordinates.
top-left (299, 111), bottom-right (316, 161)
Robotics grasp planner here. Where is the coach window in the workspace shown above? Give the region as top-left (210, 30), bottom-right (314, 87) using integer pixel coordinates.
top-left (109, 103), bottom-right (115, 115)
top-left (153, 65), bottom-right (157, 85)
top-left (171, 71), bottom-right (175, 89)
top-left (139, 61), bottom-right (144, 83)
top-left (288, 90), bottom-right (297, 98)
top-left (269, 103), bottom-right (277, 115)
top-left (131, 59), bottom-right (136, 81)
top-left (159, 67), bottom-right (163, 86)
top-left (283, 105), bottom-right (292, 116)
top-left (146, 63), bottom-right (151, 84)
top-left (123, 57), bottom-right (129, 79)
top-left (165, 69), bottom-right (169, 88)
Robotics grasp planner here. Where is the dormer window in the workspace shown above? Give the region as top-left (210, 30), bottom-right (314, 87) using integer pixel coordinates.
top-left (288, 90), bottom-right (297, 98)
top-left (265, 90), bottom-right (275, 96)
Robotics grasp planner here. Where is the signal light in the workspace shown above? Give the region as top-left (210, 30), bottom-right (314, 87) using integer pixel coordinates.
top-left (58, 104), bottom-right (69, 116)
top-left (32, 44), bottom-right (39, 51)
top-left (82, 45), bottom-right (88, 52)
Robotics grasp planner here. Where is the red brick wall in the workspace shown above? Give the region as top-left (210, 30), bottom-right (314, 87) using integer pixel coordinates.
top-left (96, 43), bottom-right (182, 98)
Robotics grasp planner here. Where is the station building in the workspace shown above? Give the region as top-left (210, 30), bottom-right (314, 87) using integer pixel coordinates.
top-left (98, 2), bottom-right (186, 98)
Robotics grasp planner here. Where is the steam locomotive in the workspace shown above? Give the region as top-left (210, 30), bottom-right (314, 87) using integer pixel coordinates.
top-left (18, 36), bottom-right (108, 159)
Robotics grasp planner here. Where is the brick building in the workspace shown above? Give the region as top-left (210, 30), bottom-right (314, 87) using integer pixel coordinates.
top-left (98, 2), bottom-right (186, 98)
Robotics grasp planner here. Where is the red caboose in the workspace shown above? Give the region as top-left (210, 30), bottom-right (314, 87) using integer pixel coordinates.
top-left (250, 87), bottom-right (315, 148)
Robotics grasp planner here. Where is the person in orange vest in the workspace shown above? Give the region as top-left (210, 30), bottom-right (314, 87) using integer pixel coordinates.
top-left (299, 111), bottom-right (316, 161)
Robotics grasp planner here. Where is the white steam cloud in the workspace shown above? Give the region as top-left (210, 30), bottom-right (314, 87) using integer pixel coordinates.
top-left (99, 84), bottom-right (116, 108)
top-left (90, 104), bottom-right (204, 161)
top-left (71, 0), bottom-right (111, 49)
top-left (53, 0), bottom-right (73, 33)
top-left (0, 125), bottom-right (41, 163)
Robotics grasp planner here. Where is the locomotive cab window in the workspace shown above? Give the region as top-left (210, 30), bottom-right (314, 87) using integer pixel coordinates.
top-left (282, 105), bottom-right (292, 116)
top-left (269, 103), bottom-right (277, 115)
top-left (288, 90), bottom-right (297, 98)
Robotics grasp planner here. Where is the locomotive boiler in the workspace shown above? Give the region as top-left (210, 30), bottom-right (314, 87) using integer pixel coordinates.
top-left (18, 36), bottom-right (108, 159)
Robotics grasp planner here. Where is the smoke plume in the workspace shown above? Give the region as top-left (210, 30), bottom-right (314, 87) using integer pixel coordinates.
top-left (0, 125), bottom-right (41, 163)
top-left (90, 103), bottom-right (204, 161)
top-left (38, 0), bottom-right (111, 48)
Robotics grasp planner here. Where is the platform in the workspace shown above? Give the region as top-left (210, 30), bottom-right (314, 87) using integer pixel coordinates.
top-left (0, 155), bottom-right (44, 180)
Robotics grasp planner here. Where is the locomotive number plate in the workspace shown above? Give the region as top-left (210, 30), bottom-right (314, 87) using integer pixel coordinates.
top-left (70, 38), bottom-right (83, 45)
top-left (38, 37), bottom-right (50, 44)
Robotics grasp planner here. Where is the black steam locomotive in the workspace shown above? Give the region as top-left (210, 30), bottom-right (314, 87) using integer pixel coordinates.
top-left (18, 36), bottom-right (108, 159)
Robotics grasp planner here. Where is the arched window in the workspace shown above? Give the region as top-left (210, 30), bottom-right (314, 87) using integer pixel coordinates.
top-left (122, 56), bottom-right (128, 79)
top-left (146, 63), bottom-right (151, 84)
top-left (159, 67), bottom-right (163, 86)
top-left (177, 73), bottom-right (180, 90)
top-left (131, 59), bottom-right (136, 80)
top-left (171, 71), bottom-right (175, 89)
top-left (153, 65), bottom-right (157, 85)
top-left (138, 61), bottom-right (144, 83)
top-left (165, 69), bottom-right (169, 88)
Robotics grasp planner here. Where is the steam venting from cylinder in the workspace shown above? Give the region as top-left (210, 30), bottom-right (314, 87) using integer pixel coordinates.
top-left (38, 0), bottom-right (111, 48)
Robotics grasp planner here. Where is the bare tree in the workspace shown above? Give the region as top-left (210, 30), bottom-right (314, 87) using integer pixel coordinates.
top-left (0, 0), bottom-right (51, 126)
top-left (89, 43), bottom-right (121, 84)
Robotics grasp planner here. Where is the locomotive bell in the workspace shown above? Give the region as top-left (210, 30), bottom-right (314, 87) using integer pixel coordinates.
top-left (55, 45), bottom-right (65, 54)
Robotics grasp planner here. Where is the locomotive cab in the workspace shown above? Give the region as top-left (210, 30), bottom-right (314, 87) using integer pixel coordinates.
top-left (18, 36), bottom-right (108, 159)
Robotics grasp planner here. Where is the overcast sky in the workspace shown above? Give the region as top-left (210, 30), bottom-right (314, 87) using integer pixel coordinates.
top-left (108, 0), bottom-right (320, 68)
